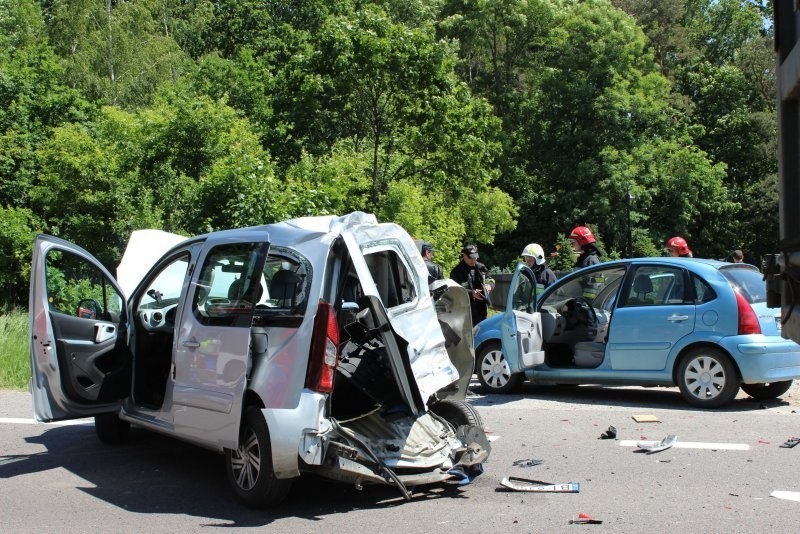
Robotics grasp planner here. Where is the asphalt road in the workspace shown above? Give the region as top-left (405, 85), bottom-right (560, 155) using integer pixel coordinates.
top-left (3, 381), bottom-right (800, 533)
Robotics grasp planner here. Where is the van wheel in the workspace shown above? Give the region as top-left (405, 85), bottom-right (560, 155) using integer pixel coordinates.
top-left (477, 342), bottom-right (523, 394)
top-left (740, 380), bottom-right (793, 400)
top-left (225, 406), bottom-right (292, 508)
top-left (94, 413), bottom-right (130, 444)
top-left (429, 399), bottom-right (484, 429)
top-left (677, 347), bottom-right (739, 408)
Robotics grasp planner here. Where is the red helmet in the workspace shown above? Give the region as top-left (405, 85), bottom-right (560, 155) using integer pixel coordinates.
top-left (569, 226), bottom-right (596, 247)
top-left (666, 236), bottom-right (691, 256)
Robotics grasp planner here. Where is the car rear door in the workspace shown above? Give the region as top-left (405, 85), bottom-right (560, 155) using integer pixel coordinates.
top-left (171, 232), bottom-right (269, 448)
top-left (30, 235), bottom-right (130, 422)
top-left (499, 263), bottom-right (544, 371)
top-left (607, 264), bottom-right (696, 371)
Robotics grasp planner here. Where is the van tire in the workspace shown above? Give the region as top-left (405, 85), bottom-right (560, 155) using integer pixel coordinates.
top-left (225, 406), bottom-right (292, 508)
top-left (94, 413), bottom-right (130, 444)
top-left (429, 399), bottom-right (484, 429)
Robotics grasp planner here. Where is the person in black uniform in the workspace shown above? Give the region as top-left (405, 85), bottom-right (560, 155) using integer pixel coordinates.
top-left (420, 242), bottom-right (443, 283)
top-left (450, 244), bottom-right (491, 326)
top-left (569, 226), bottom-right (602, 268)
top-left (521, 243), bottom-right (557, 289)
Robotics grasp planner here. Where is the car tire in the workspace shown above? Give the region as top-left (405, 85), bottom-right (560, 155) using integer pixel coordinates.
top-left (94, 413), bottom-right (130, 444)
top-left (677, 347), bottom-right (739, 408)
top-left (225, 406), bottom-right (293, 508)
top-left (429, 399), bottom-right (484, 429)
top-left (740, 380), bottom-right (793, 400)
top-left (477, 342), bottom-right (523, 394)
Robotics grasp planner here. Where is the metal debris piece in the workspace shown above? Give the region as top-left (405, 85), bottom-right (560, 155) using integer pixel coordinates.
top-left (513, 458), bottom-right (544, 467)
top-left (636, 434), bottom-right (677, 454)
top-left (500, 477), bottom-right (580, 493)
top-left (780, 437), bottom-right (800, 448)
top-left (598, 425), bottom-right (617, 440)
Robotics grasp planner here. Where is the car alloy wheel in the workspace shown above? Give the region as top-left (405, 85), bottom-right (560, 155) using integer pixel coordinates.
top-left (477, 342), bottom-right (522, 394)
top-left (225, 406), bottom-right (292, 507)
top-left (677, 347), bottom-right (739, 408)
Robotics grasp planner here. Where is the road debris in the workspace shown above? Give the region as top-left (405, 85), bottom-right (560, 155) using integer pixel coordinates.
top-left (780, 437), bottom-right (800, 448)
top-left (569, 512), bottom-right (603, 524)
top-left (513, 458), bottom-right (544, 467)
top-left (500, 477), bottom-right (580, 493)
top-left (598, 425), bottom-right (617, 440)
top-left (635, 434), bottom-right (677, 454)
top-left (632, 414), bottom-right (660, 423)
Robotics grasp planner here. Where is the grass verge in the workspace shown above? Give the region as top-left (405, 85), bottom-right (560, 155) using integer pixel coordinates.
top-left (0, 310), bottom-right (29, 390)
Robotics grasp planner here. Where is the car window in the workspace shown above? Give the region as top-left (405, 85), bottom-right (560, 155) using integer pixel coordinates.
top-left (44, 249), bottom-right (122, 321)
top-left (691, 275), bottom-right (716, 303)
top-left (363, 248), bottom-right (417, 309)
top-left (720, 265), bottom-right (766, 304)
top-left (138, 254), bottom-right (189, 310)
top-left (623, 265), bottom-right (687, 306)
top-left (513, 269), bottom-right (536, 312)
top-left (540, 266), bottom-right (626, 311)
top-left (192, 243), bottom-right (264, 327)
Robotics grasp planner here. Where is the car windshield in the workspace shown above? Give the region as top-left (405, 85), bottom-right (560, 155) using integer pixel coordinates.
top-left (720, 265), bottom-right (765, 304)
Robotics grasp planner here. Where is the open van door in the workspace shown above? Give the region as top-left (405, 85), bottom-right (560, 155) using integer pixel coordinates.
top-left (29, 235), bottom-right (130, 422)
top-left (499, 263), bottom-right (545, 372)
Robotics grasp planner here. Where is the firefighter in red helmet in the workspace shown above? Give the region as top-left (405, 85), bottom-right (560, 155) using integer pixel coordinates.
top-left (569, 226), bottom-right (601, 268)
top-left (666, 236), bottom-right (693, 257)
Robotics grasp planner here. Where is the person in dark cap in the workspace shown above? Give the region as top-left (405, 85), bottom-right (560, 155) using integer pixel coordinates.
top-left (421, 242), bottom-right (443, 283)
top-left (450, 244), bottom-right (492, 326)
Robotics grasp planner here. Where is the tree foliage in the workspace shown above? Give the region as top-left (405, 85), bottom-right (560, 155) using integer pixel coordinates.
top-left (0, 0), bottom-right (781, 303)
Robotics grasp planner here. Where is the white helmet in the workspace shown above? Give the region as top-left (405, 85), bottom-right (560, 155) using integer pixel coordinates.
top-left (521, 243), bottom-right (546, 265)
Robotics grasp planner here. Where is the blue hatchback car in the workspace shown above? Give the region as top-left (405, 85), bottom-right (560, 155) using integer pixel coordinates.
top-left (473, 258), bottom-right (800, 408)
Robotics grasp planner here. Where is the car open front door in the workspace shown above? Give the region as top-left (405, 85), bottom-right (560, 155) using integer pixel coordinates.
top-left (500, 263), bottom-right (545, 372)
top-left (29, 235), bottom-right (130, 422)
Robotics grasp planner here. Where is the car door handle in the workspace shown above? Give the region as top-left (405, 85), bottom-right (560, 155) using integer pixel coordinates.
top-left (94, 324), bottom-right (116, 343)
top-left (182, 339), bottom-right (200, 349)
top-left (667, 315), bottom-right (690, 322)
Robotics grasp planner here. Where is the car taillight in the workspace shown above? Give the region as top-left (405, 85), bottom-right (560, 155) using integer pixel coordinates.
top-left (735, 290), bottom-right (761, 335)
top-left (306, 301), bottom-right (339, 393)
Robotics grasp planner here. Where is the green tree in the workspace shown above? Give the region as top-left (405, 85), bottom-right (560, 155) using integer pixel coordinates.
top-left (0, 206), bottom-right (38, 305)
top-left (45, 0), bottom-right (188, 107)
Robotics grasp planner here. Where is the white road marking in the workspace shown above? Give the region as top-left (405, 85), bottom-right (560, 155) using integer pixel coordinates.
top-left (619, 440), bottom-right (749, 450)
top-left (0, 417), bottom-right (93, 426)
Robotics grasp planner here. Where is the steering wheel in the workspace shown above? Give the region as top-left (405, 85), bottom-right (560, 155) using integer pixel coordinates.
top-left (562, 297), bottom-right (598, 330)
top-left (574, 297), bottom-right (599, 326)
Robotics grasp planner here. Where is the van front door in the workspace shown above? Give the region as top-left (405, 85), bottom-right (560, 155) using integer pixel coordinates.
top-left (29, 235), bottom-right (129, 421)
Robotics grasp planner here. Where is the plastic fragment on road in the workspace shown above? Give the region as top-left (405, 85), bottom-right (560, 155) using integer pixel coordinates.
top-left (636, 434), bottom-right (677, 454)
top-left (632, 414), bottom-right (660, 423)
top-left (569, 512), bottom-right (603, 525)
top-left (780, 437), bottom-right (800, 448)
top-left (771, 490), bottom-right (800, 502)
top-left (598, 425), bottom-right (617, 439)
top-left (500, 477), bottom-right (580, 493)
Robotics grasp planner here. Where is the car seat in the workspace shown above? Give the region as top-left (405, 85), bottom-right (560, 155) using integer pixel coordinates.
top-left (630, 274), bottom-right (654, 305)
top-left (270, 269), bottom-right (302, 308)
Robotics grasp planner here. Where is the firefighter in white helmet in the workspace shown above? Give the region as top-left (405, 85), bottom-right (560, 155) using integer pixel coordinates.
top-left (521, 243), bottom-right (557, 289)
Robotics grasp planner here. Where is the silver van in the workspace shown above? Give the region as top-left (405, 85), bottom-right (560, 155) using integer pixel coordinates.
top-left (29, 212), bottom-right (488, 507)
